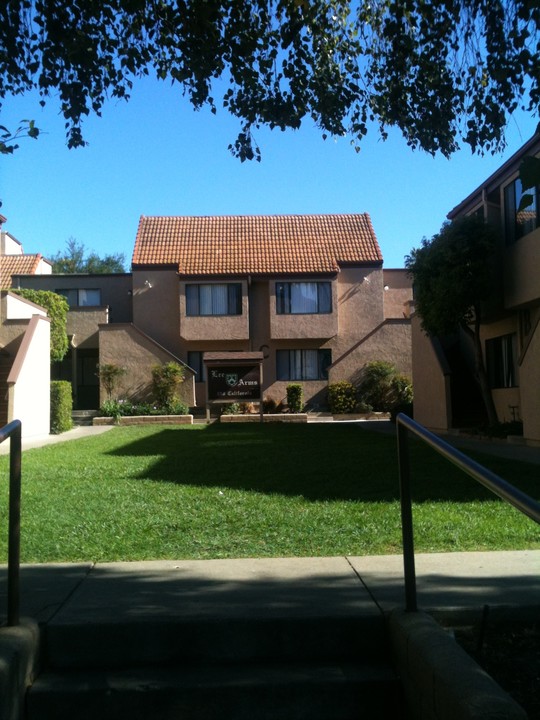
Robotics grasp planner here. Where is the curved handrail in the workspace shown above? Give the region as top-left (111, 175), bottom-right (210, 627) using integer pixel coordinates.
top-left (396, 413), bottom-right (540, 612)
top-left (0, 420), bottom-right (22, 626)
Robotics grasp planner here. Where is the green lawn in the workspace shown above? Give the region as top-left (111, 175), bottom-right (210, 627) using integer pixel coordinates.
top-left (0, 423), bottom-right (538, 562)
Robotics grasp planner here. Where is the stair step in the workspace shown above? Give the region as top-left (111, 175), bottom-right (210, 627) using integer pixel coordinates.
top-left (26, 661), bottom-right (403, 720)
top-left (43, 614), bottom-right (388, 670)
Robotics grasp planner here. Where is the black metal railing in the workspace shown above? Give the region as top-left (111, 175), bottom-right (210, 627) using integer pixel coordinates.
top-left (396, 413), bottom-right (540, 612)
top-left (0, 420), bottom-right (22, 626)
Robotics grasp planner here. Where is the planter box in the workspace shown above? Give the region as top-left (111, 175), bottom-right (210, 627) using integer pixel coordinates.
top-left (93, 415), bottom-right (194, 426)
top-left (220, 413), bottom-right (308, 423)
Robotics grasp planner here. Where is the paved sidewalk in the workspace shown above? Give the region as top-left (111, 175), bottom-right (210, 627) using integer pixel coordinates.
top-left (1, 552), bottom-right (538, 627)
top-left (0, 425), bottom-right (114, 455)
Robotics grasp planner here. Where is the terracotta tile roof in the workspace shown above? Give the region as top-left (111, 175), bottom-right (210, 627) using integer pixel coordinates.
top-left (0, 254), bottom-right (43, 286)
top-left (132, 214), bottom-right (382, 275)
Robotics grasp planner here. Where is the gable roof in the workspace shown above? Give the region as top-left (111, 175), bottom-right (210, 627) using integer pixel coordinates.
top-left (132, 214), bottom-right (383, 276)
top-left (0, 254), bottom-right (44, 286)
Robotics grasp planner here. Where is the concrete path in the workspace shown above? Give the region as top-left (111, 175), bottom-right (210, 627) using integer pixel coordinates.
top-left (1, 551), bottom-right (538, 627)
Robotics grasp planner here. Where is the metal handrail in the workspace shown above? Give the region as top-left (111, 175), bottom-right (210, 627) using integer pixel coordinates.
top-left (0, 420), bottom-right (22, 626)
top-left (396, 413), bottom-right (540, 612)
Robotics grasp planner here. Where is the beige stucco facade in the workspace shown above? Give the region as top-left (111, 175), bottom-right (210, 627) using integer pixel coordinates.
top-left (131, 263), bottom-right (412, 410)
top-left (14, 214), bottom-right (412, 413)
top-left (411, 133), bottom-right (540, 444)
top-left (0, 292), bottom-right (51, 437)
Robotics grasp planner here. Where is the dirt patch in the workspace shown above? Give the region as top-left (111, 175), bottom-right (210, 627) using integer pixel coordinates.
top-left (453, 615), bottom-right (539, 719)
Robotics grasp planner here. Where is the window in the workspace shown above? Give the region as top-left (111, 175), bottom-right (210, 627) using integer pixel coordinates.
top-left (486, 334), bottom-right (517, 389)
top-left (187, 351), bottom-right (206, 382)
top-left (276, 282), bottom-right (332, 314)
top-left (504, 178), bottom-right (539, 245)
top-left (276, 349), bottom-right (331, 381)
top-left (186, 283), bottom-right (242, 316)
top-left (56, 288), bottom-right (101, 308)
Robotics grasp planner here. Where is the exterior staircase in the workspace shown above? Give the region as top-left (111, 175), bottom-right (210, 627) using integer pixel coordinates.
top-left (71, 410), bottom-right (99, 426)
top-left (24, 564), bottom-right (405, 720)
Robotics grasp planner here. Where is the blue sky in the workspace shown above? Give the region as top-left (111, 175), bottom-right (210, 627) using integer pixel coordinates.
top-left (1, 76), bottom-right (538, 269)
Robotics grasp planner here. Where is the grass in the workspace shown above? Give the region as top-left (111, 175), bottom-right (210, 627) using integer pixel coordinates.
top-left (0, 423), bottom-right (538, 563)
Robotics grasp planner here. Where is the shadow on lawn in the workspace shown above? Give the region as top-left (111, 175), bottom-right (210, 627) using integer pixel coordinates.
top-left (105, 423), bottom-right (539, 504)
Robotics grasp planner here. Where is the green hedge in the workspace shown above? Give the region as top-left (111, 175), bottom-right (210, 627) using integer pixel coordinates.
top-left (12, 289), bottom-right (69, 361)
top-left (50, 381), bottom-right (73, 434)
top-left (327, 381), bottom-right (357, 413)
top-left (286, 384), bottom-right (303, 413)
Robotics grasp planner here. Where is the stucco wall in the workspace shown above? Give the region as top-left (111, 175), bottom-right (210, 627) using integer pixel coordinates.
top-left (383, 269), bottom-right (413, 319)
top-left (99, 324), bottom-right (195, 407)
top-left (179, 279), bottom-right (250, 341)
top-left (269, 277), bottom-right (338, 339)
top-left (67, 308), bottom-right (109, 349)
top-left (15, 274), bottom-right (133, 323)
top-left (519, 319), bottom-right (540, 443)
top-left (132, 270), bottom-right (182, 355)
top-left (410, 314), bottom-right (452, 431)
top-left (8, 316), bottom-right (50, 438)
top-left (503, 227), bottom-right (540, 309)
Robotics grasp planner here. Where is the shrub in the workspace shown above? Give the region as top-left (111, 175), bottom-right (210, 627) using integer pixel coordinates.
top-left (239, 402), bottom-right (256, 414)
top-left (286, 384), bottom-right (303, 413)
top-left (151, 362), bottom-right (185, 409)
top-left (357, 361), bottom-right (396, 411)
top-left (357, 361), bottom-right (413, 416)
top-left (50, 381), bottom-right (72, 434)
top-left (99, 398), bottom-right (190, 418)
top-left (263, 397), bottom-right (277, 413)
top-left (97, 363), bottom-right (126, 400)
top-left (327, 381), bottom-right (357, 414)
top-left (221, 403), bottom-right (241, 415)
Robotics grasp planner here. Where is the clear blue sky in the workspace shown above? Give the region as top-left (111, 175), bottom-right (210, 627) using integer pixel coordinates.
top-left (1, 76), bottom-right (538, 269)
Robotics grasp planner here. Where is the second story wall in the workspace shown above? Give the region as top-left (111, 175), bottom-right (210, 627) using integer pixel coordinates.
top-left (14, 273), bottom-right (133, 323)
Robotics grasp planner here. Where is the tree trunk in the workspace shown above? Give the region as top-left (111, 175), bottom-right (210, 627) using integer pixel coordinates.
top-left (463, 316), bottom-right (499, 427)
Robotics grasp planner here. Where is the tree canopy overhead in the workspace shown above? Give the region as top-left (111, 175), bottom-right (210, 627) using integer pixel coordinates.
top-left (1, 1), bottom-right (538, 160)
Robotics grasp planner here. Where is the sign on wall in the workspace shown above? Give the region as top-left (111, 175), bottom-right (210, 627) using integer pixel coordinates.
top-left (207, 364), bottom-right (261, 401)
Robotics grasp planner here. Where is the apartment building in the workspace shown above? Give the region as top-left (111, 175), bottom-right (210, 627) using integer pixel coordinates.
top-left (15, 213), bottom-right (412, 412)
top-left (412, 133), bottom-right (540, 444)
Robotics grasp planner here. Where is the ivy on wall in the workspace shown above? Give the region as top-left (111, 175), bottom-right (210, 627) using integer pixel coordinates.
top-left (11, 289), bottom-right (69, 361)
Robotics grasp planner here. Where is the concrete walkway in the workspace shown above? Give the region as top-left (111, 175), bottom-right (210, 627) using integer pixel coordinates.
top-left (0, 551), bottom-right (538, 628)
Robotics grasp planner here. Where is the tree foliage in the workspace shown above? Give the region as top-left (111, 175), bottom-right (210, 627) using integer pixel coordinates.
top-left (405, 215), bottom-right (500, 425)
top-left (1, 1), bottom-right (538, 161)
top-left (406, 216), bottom-right (498, 336)
top-left (51, 237), bottom-right (126, 273)
top-left (12, 288), bottom-right (69, 361)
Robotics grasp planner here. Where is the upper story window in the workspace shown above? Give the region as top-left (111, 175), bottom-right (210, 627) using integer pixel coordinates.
top-left (56, 288), bottom-right (101, 308)
top-left (276, 281), bottom-right (332, 314)
top-left (504, 178), bottom-right (539, 245)
top-left (186, 283), bottom-right (242, 316)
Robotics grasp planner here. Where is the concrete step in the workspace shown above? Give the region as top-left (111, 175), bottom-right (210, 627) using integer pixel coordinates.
top-left (42, 613), bottom-right (389, 671)
top-left (71, 410), bottom-right (99, 426)
top-left (26, 661), bottom-right (403, 720)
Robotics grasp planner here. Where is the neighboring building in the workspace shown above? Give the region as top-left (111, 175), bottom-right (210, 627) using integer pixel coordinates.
top-left (0, 216), bottom-right (51, 437)
top-left (130, 214), bottom-right (411, 409)
top-left (412, 133), bottom-right (540, 444)
top-left (15, 213), bottom-right (412, 412)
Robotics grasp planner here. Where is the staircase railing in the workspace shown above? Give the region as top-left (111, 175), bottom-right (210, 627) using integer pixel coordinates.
top-left (396, 413), bottom-right (540, 612)
top-left (0, 420), bottom-right (22, 626)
